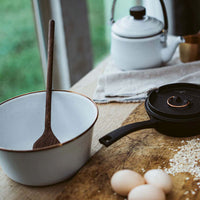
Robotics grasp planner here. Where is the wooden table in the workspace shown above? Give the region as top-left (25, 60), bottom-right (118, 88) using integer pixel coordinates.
top-left (0, 57), bottom-right (139, 200)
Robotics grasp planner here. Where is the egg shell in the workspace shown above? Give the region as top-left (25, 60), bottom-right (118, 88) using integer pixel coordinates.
top-left (110, 169), bottom-right (145, 196)
top-left (144, 169), bottom-right (173, 194)
top-left (128, 184), bottom-right (166, 200)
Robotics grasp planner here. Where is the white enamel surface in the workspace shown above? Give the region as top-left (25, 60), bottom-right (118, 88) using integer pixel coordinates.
top-left (0, 128), bottom-right (93, 186)
top-left (111, 33), bottom-right (181, 70)
top-left (111, 33), bottom-right (163, 70)
top-left (0, 91), bottom-right (97, 150)
top-left (161, 36), bottom-right (184, 63)
top-left (0, 91), bottom-right (98, 186)
top-left (112, 16), bottom-right (163, 38)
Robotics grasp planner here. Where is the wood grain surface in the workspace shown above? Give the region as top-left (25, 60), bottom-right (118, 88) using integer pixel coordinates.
top-left (56, 103), bottom-right (200, 200)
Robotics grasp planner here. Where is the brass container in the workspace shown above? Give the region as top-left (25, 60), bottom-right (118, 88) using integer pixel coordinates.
top-left (179, 33), bottom-right (200, 63)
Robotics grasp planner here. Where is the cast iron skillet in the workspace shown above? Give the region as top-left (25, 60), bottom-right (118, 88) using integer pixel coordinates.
top-left (99, 83), bottom-right (200, 147)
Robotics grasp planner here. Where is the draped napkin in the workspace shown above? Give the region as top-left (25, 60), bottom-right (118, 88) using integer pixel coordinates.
top-left (93, 49), bottom-right (200, 103)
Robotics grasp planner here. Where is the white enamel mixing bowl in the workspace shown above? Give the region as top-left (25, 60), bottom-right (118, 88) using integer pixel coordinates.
top-left (0, 91), bottom-right (98, 186)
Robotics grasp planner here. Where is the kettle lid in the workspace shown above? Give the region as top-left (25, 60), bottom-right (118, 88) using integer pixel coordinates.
top-left (112, 6), bottom-right (164, 38)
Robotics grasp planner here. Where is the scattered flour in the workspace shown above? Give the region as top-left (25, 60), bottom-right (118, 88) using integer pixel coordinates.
top-left (165, 138), bottom-right (200, 183)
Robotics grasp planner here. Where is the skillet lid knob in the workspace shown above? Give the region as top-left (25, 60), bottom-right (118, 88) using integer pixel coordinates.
top-left (167, 96), bottom-right (190, 108)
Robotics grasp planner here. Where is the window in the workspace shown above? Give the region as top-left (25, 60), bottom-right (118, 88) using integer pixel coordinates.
top-left (0, 0), bottom-right (44, 102)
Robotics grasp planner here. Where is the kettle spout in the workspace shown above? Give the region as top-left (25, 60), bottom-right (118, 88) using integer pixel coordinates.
top-left (161, 36), bottom-right (185, 64)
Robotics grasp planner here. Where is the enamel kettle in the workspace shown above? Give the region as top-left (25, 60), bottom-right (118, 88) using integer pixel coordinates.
top-left (110, 0), bottom-right (184, 70)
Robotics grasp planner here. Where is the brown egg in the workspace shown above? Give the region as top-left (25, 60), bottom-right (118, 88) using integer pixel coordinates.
top-left (110, 169), bottom-right (145, 196)
top-left (144, 169), bottom-right (173, 194)
top-left (128, 184), bottom-right (166, 200)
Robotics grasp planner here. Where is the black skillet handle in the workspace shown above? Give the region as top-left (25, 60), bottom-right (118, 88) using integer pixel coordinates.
top-left (99, 118), bottom-right (160, 147)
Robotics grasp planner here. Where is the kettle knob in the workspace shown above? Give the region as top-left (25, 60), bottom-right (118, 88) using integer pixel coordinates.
top-left (130, 6), bottom-right (146, 20)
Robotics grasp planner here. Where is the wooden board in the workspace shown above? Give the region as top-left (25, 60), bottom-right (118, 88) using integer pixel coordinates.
top-left (56, 103), bottom-right (200, 200)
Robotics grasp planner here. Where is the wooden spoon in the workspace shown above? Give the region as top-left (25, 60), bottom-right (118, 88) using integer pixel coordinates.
top-left (33, 19), bottom-right (60, 149)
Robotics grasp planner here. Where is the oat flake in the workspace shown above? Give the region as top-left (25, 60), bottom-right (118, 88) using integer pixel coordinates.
top-left (165, 138), bottom-right (200, 180)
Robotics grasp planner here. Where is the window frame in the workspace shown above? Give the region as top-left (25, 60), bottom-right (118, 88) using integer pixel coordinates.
top-left (32, 0), bottom-right (93, 88)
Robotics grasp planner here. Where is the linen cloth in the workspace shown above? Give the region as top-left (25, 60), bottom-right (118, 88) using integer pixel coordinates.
top-left (93, 49), bottom-right (200, 103)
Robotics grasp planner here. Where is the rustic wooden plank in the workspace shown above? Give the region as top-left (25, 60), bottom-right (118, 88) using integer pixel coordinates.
top-left (56, 103), bottom-right (200, 200)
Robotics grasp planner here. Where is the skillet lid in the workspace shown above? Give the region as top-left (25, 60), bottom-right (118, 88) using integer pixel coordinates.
top-left (146, 83), bottom-right (200, 120)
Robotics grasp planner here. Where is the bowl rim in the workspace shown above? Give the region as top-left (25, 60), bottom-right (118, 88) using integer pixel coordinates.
top-left (0, 90), bottom-right (99, 153)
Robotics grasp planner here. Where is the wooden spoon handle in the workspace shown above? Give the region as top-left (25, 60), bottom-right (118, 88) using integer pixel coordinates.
top-left (45, 20), bottom-right (55, 129)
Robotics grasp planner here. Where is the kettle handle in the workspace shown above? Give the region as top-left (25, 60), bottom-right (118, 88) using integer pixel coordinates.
top-left (110, 0), bottom-right (168, 33)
